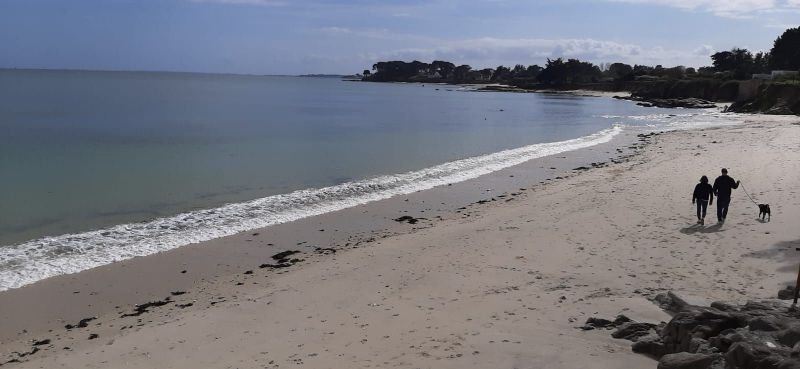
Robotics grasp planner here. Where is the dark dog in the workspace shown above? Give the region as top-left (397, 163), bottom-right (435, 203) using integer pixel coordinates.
top-left (758, 204), bottom-right (771, 221)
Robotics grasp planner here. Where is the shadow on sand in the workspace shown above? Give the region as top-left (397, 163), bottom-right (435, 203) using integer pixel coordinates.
top-left (680, 222), bottom-right (725, 234)
top-left (743, 239), bottom-right (800, 293)
top-left (744, 238), bottom-right (800, 275)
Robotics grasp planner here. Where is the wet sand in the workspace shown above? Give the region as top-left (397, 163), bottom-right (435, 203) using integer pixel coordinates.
top-left (2, 114), bottom-right (800, 368)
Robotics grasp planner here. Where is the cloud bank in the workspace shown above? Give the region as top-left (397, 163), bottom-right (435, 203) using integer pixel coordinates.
top-left (609, 0), bottom-right (800, 17)
top-left (352, 37), bottom-right (714, 69)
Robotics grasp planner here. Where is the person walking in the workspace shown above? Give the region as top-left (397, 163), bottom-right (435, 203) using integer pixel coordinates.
top-left (712, 168), bottom-right (740, 223)
top-left (692, 176), bottom-right (714, 225)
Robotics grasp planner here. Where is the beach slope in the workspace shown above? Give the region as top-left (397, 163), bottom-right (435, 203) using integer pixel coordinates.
top-left (3, 115), bottom-right (800, 369)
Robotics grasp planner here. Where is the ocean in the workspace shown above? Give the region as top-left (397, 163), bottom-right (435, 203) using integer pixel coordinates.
top-left (0, 69), bottom-right (739, 290)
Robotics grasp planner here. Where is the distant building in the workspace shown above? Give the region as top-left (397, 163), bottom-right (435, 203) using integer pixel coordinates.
top-left (634, 75), bottom-right (659, 81)
top-left (419, 71), bottom-right (442, 79)
top-left (752, 70), bottom-right (799, 80)
top-left (772, 70), bottom-right (799, 79)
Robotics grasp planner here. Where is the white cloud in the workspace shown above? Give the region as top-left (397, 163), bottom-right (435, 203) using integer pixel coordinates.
top-left (189, 0), bottom-right (287, 5)
top-left (607, 0), bottom-right (800, 17)
top-left (693, 44), bottom-right (714, 56)
top-left (362, 37), bottom-right (711, 68)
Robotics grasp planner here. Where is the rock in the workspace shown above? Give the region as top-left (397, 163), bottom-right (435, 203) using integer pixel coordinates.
top-left (779, 359), bottom-right (800, 369)
top-left (599, 292), bottom-right (800, 368)
top-left (750, 317), bottom-right (784, 332)
top-left (614, 315), bottom-right (633, 325)
top-left (725, 341), bottom-right (788, 369)
top-left (778, 326), bottom-right (800, 347)
top-left (710, 301), bottom-right (740, 312)
top-left (271, 250), bottom-right (301, 261)
top-left (653, 291), bottom-right (693, 314)
top-left (658, 352), bottom-right (720, 369)
top-left (613, 322), bottom-right (658, 341)
top-left (633, 332), bottom-right (667, 358)
top-left (664, 307), bottom-right (745, 349)
top-left (31, 339), bottom-right (50, 346)
top-left (778, 286), bottom-right (795, 301)
top-left (584, 317), bottom-right (615, 328)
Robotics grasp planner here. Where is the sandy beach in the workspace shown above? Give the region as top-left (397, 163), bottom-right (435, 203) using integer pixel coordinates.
top-left (2, 113), bottom-right (800, 369)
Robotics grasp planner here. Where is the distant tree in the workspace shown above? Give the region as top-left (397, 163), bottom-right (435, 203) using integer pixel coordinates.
top-left (753, 52), bottom-right (770, 74)
top-left (536, 58), bottom-right (600, 85)
top-left (769, 27), bottom-right (800, 71)
top-left (633, 65), bottom-right (654, 76)
top-left (606, 62), bottom-right (633, 80)
top-left (664, 66), bottom-right (686, 80)
top-left (711, 48), bottom-right (755, 79)
top-left (526, 65), bottom-right (543, 77)
top-left (452, 65), bottom-right (472, 82)
top-left (511, 64), bottom-right (526, 76)
top-left (537, 58), bottom-right (567, 85)
top-left (685, 67), bottom-right (697, 76)
top-left (369, 60), bottom-right (431, 81)
top-left (697, 66), bottom-right (716, 77)
top-left (491, 65), bottom-right (511, 82)
top-left (363, 70), bottom-right (371, 76)
top-left (431, 60), bottom-right (455, 79)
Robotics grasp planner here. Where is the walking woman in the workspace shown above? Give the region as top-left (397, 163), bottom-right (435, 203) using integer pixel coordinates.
top-left (692, 176), bottom-right (714, 225)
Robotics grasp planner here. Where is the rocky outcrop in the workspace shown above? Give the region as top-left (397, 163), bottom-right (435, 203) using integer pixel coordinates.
top-left (728, 83), bottom-right (800, 115)
top-left (589, 292), bottom-right (800, 369)
top-left (614, 95), bottom-right (717, 109)
top-left (628, 79), bottom-right (738, 102)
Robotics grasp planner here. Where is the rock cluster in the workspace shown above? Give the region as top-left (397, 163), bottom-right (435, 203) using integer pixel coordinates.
top-left (589, 291), bottom-right (800, 369)
top-left (614, 95), bottom-right (717, 109)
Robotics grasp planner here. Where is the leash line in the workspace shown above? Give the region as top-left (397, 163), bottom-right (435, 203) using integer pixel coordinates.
top-left (739, 182), bottom-right (760, 206)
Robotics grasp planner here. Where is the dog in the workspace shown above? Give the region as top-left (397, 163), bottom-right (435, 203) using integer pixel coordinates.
top-left (758, 204), bottom-right (771, 221)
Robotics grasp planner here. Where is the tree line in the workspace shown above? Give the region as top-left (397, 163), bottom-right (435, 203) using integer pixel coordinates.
top-left (362, 27), bottom-right (800, 86)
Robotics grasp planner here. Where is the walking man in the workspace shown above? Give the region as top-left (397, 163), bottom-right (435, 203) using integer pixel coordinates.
top-left (712, 168), bottom-right (740, 223)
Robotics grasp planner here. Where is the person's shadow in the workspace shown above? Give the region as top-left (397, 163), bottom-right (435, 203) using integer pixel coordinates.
top-left (680, 222), bottom-right (724, 234)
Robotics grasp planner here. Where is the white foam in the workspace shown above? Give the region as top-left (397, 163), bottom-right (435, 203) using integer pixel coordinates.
top-left (0, 126), bottom-right (623, 291)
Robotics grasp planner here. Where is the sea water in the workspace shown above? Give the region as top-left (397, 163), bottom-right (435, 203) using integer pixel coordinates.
top-left (0, 69), bottom-right (739, 290)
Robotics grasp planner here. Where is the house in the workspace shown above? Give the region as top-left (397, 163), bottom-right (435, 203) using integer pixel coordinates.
top-left (772, 70), bottom-right (799, 80)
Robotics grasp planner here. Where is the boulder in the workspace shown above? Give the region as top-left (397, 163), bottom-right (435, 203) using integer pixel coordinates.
top-left (778, 326), bottom-right (800, 347)
top-left (613, 322), bottom-right (658, 341)
top-left (657, 352), bottom-right (720, 369)
top-left (725, 341), bottom-right (789, 369)
top-left (653, 291), bottom-right (693, 314)
top-left (750, 317), bottom-right (785, 332)
top-left (633, 332), bottom-right (667, 358)
top-left (778, 287), bottom-right (795, 301)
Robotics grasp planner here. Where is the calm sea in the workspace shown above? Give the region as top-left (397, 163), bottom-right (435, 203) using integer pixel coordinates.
top-left (0, 69), bottom-right (738, 289)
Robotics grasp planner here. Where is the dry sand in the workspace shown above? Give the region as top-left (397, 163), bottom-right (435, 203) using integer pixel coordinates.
top-left (2, 114), bottom-right (800, 369)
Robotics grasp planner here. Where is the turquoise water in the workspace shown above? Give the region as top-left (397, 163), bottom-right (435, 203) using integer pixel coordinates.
top-left (0, 69), bottom-right (737, 289)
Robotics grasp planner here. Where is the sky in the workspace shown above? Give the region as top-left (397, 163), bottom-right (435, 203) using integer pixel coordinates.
top-left (0, 0), bottom-right (798, 75)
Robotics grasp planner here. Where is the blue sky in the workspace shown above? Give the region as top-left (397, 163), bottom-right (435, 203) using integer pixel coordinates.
top-left (0, 0), bottom-right (798, 74)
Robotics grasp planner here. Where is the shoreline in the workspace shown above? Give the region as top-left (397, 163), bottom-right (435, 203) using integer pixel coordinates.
top-left (0, 128), bottom-right (645, 350)
top-left (1, 125), bottom-right (625, 292)
top-left (3, 114), bottom-right (800, 368)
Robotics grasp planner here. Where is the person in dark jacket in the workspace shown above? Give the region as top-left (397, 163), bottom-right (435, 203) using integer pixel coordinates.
top-left (692, 176), bottom-right (714, 225)
top-left (712, 168), bottom-right (740, 223)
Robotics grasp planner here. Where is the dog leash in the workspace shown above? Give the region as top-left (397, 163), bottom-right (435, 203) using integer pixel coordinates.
top-left (739, 182), bottom-right (760, 206)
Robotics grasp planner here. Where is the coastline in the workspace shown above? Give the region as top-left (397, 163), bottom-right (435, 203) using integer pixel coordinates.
top-left (0, 127), bottom-right (643, 340)
top-left (3, 114), bottom-right (800, 368)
